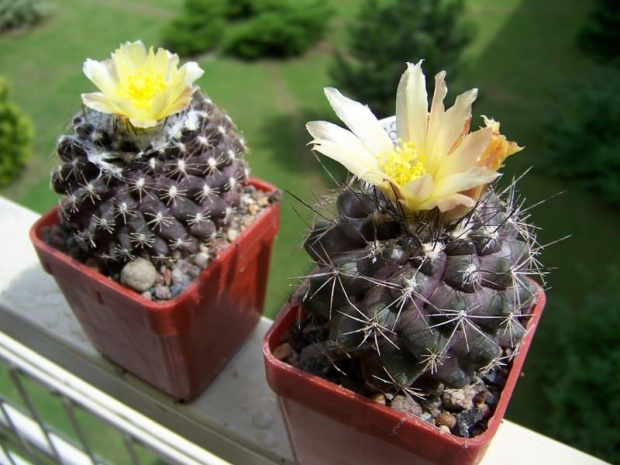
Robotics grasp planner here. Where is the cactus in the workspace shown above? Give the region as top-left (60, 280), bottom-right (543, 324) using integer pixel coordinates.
top-left (300, 183), bottom-right (540, 391)
top-left (51, 92), bottom-right (247, 265)
top-left (294, 62), bottom-right (544, 405)
top-left (48, 41), bottom-right (263, 291)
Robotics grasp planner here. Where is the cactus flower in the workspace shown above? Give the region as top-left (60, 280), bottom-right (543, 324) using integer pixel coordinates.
top-left (81, 41), bottom-right (204, 128)
top-left (306, 61), bottom-right (521, 217)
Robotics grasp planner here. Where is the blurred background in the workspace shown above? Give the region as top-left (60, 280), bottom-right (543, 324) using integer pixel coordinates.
top-left (0, 0), bottom-right (618, 462)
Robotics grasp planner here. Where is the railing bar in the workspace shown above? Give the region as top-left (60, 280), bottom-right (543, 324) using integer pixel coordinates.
top-left (0, 333), bottom-right (228, 465)
top-left (0, 399), bottom-right (36, 463)
top-left (60, 396), bottom-right (98, 465)
top-left (0, 436), bottom-right (18, 465)
top-left (123, 435), bottom-right (142, 465)
top-left (8, 366), bottom-right (63, 464)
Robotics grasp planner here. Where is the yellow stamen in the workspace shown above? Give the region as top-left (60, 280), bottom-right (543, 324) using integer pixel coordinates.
top-left (379, 141), bottom-right (426, 186)
top-left (116, 67), bottom-right (166, 111)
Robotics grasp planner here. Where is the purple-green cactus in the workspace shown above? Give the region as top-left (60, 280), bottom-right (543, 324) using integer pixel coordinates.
top-left (299, 183), bottom-right (542, 391)
top-left (51, 91), bottom-right (249, 265)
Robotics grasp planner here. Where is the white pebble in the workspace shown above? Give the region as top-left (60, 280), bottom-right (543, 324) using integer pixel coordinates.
top-left (120, 258), bottom-right (157, 292)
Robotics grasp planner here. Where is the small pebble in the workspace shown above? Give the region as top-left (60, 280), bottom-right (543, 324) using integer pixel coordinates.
top-left (480, 403), bottom-right (492, 420)
top-left (120, 258), bottom-right (157, 292)
top-left (258, 196), bottom-right (269, 207)
top-left (371, 393), bottom-right (387, 405)
top-left (456, 408), bottom-right (484, 438)
top-left (171, 267), bottom-right (188, 285)
top-left (439, 425), bottom-right (451, 434)
top-left (391, 395), bottom-right (423, 418)
top-left (227, 229), bottom-right (239, 242)
top-left (273, 343), bottom-right (293, 361)
top-left (191, 252), bottom-right (210, 268)
top-left (170, 282), bottom-right (186, 298)
top-left (141, 291), bottom-right (152, 301)
top-left (442, 386), bottom-right (477, 412)
top-left (248, 203), bottom-right (259, 216)
top-left (436, 411), bottom-right (457, 429)
top-left (154, 285), bottom-right (172, 300)
top-left (163, 268), bottom-right (172, 286)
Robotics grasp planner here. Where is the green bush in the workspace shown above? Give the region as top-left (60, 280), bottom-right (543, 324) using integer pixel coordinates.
top-left (537, 267), bottom-right (620, 464)
top-left (543, 69), bottom-right (620, 206)
top-left (225, 0), bottom-right (333, 60)
top-left (0, 0), bottom-right (51, 32)
top-left (0, 77), bottom-right (32, 186)
top-left (578, 0), bottom-right (620, 66)
top-left (162, 0), bottom-right (227, 56)
top-left (330, 0), bottom-right (474, 118)
top-left (225, 0), bottom-right (254, 19)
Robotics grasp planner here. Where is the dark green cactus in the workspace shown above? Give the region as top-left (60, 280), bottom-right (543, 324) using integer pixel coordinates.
top-left (299, 183), bottom-right (541, 392)
top-left (51, 91), bottom-right (248, 266)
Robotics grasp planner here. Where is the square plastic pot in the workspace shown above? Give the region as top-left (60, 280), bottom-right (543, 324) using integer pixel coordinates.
top-left (263, 282), bottom-right (546, 465)
top-left (31, 177), bottom-right (279, 401)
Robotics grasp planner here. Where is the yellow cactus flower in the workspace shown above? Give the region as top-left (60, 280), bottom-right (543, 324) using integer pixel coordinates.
top-left (306, 61), bottom-right (522, 217)
top-left (81, 41), bottom-right (204, 129)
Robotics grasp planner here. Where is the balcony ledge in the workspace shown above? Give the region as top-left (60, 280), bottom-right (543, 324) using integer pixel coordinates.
top-left (0, 196), bottom-right (610, 465)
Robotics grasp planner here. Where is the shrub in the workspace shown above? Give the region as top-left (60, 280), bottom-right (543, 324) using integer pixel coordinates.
top-left (537, 267), bottom-right (620, 464)
top-left (0, 0), bottom-right (51, 33)
top-left (330, 0), bottom-right (474, 118)
top-left (225, 0), bottom-right (254, 19)
top-left (0, 77), bottom-right (32, 186)
top-left (578, 0), bottom-right (620, 66)
top-left (543, 68), bottom-right (620, 206)
top-left (225, 0), bottom-right (333, 60)
top-left (162, 0), bottom-right (227, 56)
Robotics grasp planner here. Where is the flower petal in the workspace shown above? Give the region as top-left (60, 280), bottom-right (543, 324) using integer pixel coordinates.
top-left (426, 71), bottom-right (447, 153)
top-left (436, 127), bottom-right (493, 179)
top-left (82, 59), bottom-right (117, 95)
top-left (182, 61), bottom-right (204, 84)
top-left (433, 166), bottom-right (499, 198)
top-left (399, 174), bottom-right (434, 210)
top-left (112, 40), bottom-right (148, 83)
top-left (307, 121), bottom-right (380, 178)
top-left (432, 87), bottom-right (478, 170)
top-left (396, 61), bottom-right (428, 147)
top-left (129, 117), bottom-right (158, 128)
top-left (324, 87), bottom-right (393, 156)
top-left (423, 193), bottom-right (477, 213)
top-left (81, 92), bottom-right (120, 114)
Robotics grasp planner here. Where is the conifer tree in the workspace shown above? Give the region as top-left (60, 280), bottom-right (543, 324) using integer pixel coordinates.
top-left (579, 0), bottom-right (620, 65)
top-left (330, 0), bottom-right (474, 118)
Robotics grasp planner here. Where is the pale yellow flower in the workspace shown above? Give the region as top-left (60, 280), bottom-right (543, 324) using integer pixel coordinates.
top-left (81, 41), bottom-right (204, 128)
top-left (306, 61), bottom-right (521, 217)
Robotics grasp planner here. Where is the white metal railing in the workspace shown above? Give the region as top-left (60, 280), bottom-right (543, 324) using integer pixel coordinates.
top-left (0, 331), bottom-right (229, 465)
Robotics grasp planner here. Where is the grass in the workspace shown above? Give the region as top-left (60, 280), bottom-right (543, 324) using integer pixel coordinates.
top-left (0, 0), bottom-right (617, 459)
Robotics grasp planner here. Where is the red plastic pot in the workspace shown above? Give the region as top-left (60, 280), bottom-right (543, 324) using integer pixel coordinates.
top-left (31, 177), bottom-right (279, 401)
top-left (264, 283), bottom-right (546, 465)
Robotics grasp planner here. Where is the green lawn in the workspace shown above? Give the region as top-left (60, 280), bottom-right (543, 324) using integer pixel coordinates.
top-left (1, 0), bottom-right (616, 458)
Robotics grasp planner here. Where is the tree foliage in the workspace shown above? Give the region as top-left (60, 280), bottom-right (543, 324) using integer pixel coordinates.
top-left (162, 0), bottom-right (227, 57)
top-left (537, 267), bottom-right (620, 464)
top-left (163, 0), bottom-right (332, 59)
top-left (225, 0), bottom-right (332, 60)
top-left (0, 0), bottom-right (51, 33)
top-left (543, 69), bottom-right (620, 207)
top-left (330, 0), bottom-right (474, 118)
top-left (578, 0), bottom-right (620, 66)
top-left (0, 77), bottom-right (32, 186)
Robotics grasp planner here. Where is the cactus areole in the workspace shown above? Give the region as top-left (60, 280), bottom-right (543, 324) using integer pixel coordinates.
top-left (267, 61), bottom-right (547, 459)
